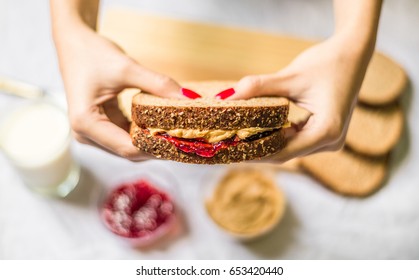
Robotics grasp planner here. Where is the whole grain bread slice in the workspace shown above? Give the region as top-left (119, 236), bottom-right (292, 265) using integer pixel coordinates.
top-left (132, 81), bottom-right (289, 130)
top-left (130, 122), bottom-right (286, 164)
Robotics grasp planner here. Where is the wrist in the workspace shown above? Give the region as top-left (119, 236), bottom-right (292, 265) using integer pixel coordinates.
top-left (332, 0), bottom-right (382, 61)
top-left (50, 0), bottom-right (99, 43)
top-left (52, 19), bottom-right (97, 52)
top-left (331, 31), bottom-right (376, 63)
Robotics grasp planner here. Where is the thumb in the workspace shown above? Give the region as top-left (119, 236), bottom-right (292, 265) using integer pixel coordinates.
top-left (226, 72), bottom-right (292, 100)
top-left (123, 59), bottom-right (182, 98)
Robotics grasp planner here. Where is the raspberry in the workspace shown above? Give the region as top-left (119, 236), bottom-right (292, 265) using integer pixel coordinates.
top-left (134, 207), bottom-right (158, 231)
top-left (113, 193), bottom-right (131, 212)
top-left (159, 201), bottom-right (174, 218)
top-left (146, 194), bottom-right (162, 208)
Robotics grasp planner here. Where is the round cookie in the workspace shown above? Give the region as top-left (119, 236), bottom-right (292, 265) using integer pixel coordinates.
top-left (359, 53), bottom-right (407, 105)
top-left (346, 104), bottom-right (404, 156)
top-left (300, 149), bottom-right (387, 197)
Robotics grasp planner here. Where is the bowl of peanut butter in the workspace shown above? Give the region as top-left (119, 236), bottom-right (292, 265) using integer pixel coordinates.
top-left (204, 167), bottom-right (286, 240)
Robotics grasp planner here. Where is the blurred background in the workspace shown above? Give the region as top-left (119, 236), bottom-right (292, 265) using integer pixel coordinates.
top-left (0, 0), bottom-right (418, 259)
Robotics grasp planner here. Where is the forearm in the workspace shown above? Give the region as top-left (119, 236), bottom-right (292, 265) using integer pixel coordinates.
top-left (50, 0), bottom-right (101, 75)
top-left (50, 0), bottom-right (100, 39)
top-left (333, 0), bottom-right (382, 57)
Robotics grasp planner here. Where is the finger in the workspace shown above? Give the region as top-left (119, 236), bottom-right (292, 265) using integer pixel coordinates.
top-left (260, 115), bottom-right (329, 163)
top-left (123, 59), bottom-right (182, 98)
top-left (77, 111), bottom-right (152, 161)
top-left (227, 72), bottom-right (292, 100)
top-left (261, 121), bottom-right (346, 164)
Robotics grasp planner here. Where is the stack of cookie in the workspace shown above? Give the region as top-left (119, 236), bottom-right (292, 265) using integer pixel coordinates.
top-left (299, 53), bottom-right (407, 196)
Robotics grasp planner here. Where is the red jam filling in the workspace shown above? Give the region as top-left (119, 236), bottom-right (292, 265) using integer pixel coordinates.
top-left (158, 134), bottom-right (239, 157)
top-left (101, 180), bottom-right (175, 238)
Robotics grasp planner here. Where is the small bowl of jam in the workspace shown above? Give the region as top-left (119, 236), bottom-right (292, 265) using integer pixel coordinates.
top-left (98, 165), bottom-right (180, 248)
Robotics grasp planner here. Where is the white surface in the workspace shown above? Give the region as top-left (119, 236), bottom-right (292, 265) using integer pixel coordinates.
top-left (0, 0), bottom-right (418, 259)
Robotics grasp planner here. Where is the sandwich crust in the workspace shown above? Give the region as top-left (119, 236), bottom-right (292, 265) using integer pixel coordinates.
top-left (132, 100), bottom-right (289, 130)
top-left (130, 123), bottom-right (286, 164)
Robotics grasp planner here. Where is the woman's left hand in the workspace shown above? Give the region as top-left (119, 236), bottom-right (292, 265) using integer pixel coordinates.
top-left (227, 34), bottom-right (373, 163)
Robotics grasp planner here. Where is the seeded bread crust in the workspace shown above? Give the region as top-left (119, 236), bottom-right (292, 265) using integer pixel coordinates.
top-left (133, 104), bottom-right (289, 130)
top-left (131, 81), bottom-right (289, 130)
top-left (130, 123), bottom-right (286, 164)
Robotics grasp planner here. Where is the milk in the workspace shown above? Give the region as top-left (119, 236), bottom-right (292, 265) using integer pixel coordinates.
top-left (0, 102), bottom-right (79, 197)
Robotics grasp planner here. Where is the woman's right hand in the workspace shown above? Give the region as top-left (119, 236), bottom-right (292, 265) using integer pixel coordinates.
top-left (53, 25), bottom-right (182, 161)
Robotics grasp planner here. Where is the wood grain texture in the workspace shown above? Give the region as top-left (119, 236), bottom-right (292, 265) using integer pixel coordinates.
top-left (100, 9), bottom-right (407, 105)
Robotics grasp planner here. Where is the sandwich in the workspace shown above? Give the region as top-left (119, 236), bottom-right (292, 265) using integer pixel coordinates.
top-left (130, 81), bottom-right (289, 164)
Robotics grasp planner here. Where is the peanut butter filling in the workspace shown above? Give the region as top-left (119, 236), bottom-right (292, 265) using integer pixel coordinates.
top-left (148, 122), bottom-right (289, 143)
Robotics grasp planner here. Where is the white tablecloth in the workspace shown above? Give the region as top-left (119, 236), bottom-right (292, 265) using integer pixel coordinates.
top-left (0, 0), bottom-right (418, 259)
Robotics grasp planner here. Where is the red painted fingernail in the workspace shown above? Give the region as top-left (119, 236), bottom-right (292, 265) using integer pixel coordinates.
top-left (215, 88), bottom-right (235, 100)
top-left (181, 88), bottom-right (201, 99)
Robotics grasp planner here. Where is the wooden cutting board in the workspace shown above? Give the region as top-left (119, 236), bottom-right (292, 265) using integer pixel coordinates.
top-left (100, 9), bottom-right (407, 106)
top-left (106, 9), bottom-right (406, 196)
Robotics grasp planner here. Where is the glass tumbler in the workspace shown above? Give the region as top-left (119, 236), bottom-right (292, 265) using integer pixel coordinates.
top-left (0, 100), bottom-right (80, 197)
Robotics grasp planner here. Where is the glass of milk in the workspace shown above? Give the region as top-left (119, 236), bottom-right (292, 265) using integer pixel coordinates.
top-left (0, 101), bottom-right (80, 197)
